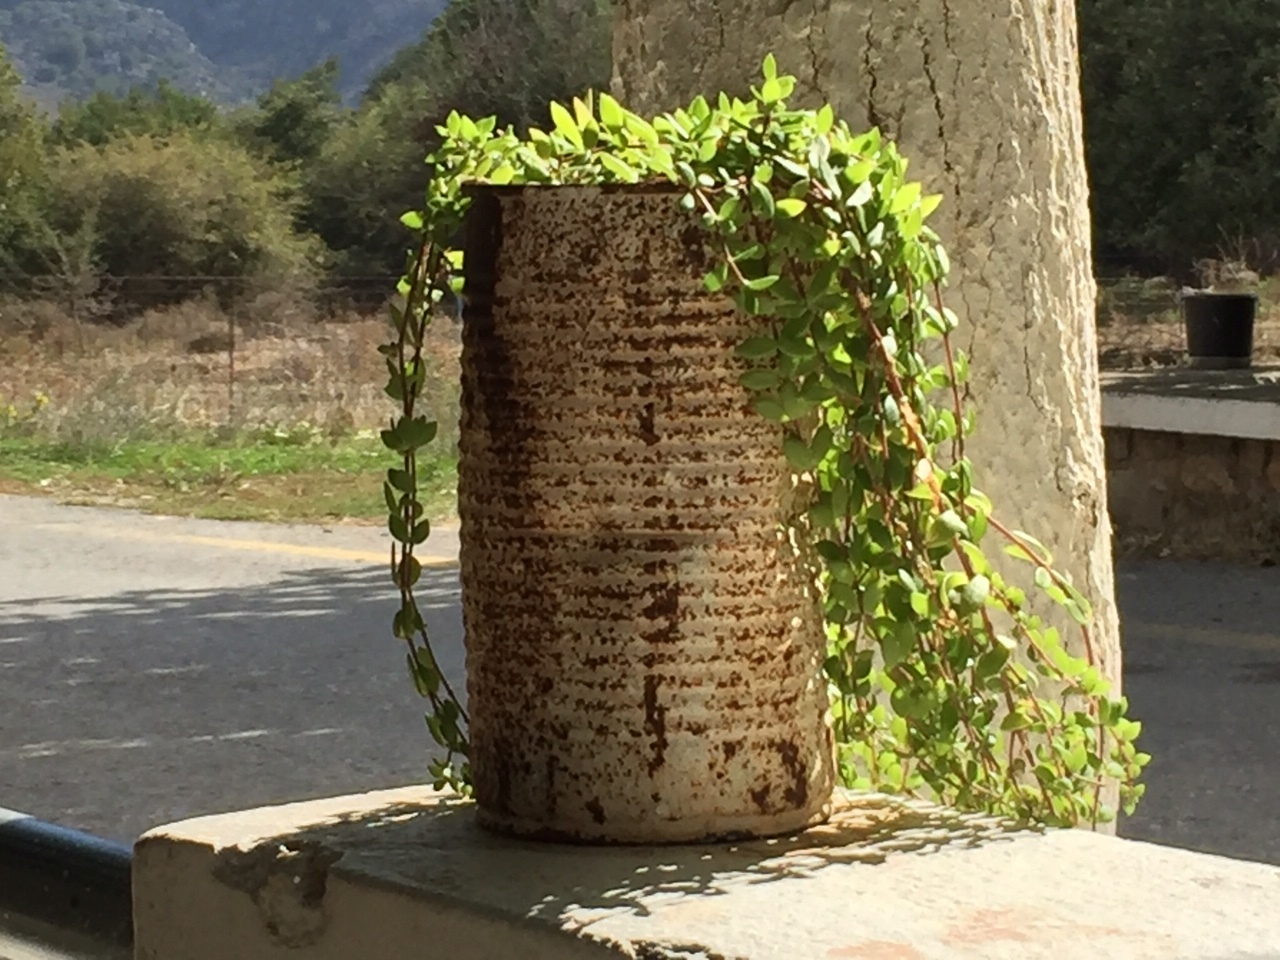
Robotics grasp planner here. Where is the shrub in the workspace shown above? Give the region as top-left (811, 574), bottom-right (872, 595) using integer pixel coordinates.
top-left (42, 132), bottom-right (320, 313)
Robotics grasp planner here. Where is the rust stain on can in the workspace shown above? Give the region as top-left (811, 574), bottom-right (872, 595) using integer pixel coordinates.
top-left (459, 185), bottom-right (836, 844)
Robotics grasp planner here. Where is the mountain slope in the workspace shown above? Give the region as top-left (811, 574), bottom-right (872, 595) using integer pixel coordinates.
top-left (0, 0), bottom-right (448, 105)
top-left (0, 0), bottom-right (254, 105)
top-left (153, 0), bottom-right (449, 97)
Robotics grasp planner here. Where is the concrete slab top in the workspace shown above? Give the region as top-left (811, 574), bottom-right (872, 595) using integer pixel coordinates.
top-left (133, 787), bottom-right (1280, 960)
top-left (1102, 366), bottom-right (1280, 403)
top-left (1101, 367), bottom-right (1280, 440)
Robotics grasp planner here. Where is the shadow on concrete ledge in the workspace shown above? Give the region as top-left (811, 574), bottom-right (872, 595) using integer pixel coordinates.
top-left (132, 785), bottom-right (1280, 959)
top-left (1102, 365), bottom-right (1280, 401)
top-left (303, 791), bottom-right (1032, 919)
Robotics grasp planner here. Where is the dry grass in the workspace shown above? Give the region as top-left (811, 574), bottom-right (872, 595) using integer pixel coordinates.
top-left (1096, 274), bottom-right (1280, 369)
top-left (13, 271), bottom-right (1267, 522)
top-left (0, 295), bottom-right (461, 522)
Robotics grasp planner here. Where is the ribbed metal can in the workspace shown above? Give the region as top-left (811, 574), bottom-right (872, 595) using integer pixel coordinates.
top-left (459, 184), bottom-right (835, 843)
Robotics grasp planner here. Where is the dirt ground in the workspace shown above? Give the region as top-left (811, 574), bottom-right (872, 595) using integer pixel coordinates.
top-left (0, 297), bottom-right (461, 442)
top-left (1095, 276), bottom-right (1280, 370)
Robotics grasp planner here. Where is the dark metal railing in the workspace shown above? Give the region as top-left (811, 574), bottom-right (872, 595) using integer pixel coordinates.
top-left (0, 808), bottom-right (132, 956)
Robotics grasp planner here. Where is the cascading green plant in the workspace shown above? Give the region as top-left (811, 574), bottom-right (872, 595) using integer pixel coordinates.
top-left (381, 56), bottom-right (1149, 826)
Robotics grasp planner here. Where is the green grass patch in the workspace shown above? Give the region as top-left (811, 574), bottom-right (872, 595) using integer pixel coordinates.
top-left (0, 428), bottom-right (458, 524)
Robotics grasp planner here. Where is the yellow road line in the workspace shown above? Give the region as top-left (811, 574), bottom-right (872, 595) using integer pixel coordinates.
top-left (32, 523), bottom-right (459, 569)
top-left (1124, 621), bottom-right (1280, 653)
top-left (167, 533), bottom-right (461, 568)
top-left (22, 519), bottom-right (1278, 643)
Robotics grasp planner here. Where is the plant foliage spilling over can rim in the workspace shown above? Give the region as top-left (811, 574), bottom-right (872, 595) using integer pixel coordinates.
top-left (382, 56), bottom-right (1149, 829)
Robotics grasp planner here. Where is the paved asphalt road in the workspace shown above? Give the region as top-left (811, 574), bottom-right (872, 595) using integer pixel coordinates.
top-left (1, 494), bottom-right (1278, 866)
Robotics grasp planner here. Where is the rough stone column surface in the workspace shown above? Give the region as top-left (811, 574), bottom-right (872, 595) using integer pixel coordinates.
top-left (611, 1), bottom-right (1122, 742)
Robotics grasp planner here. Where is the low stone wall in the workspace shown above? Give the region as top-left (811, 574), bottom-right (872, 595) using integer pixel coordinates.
top-left (1105, 426), bottom-right (1280, 562)
top-left (132, 786), bottom-right (1280, 960)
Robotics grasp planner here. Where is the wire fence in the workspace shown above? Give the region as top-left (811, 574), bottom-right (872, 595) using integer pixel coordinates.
top-left (0, 272), bottom-right (405, 310)
top-left (0, 276), bottom-right (462, 441)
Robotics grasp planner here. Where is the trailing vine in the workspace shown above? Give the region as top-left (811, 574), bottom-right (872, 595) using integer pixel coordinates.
top-left (382, 57), bottom-right (1149, 826)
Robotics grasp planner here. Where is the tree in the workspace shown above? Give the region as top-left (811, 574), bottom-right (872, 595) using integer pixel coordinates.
top-left (1078, 0), bottom-right (1280, 271)
top-left (299, 95), bottom-right (427, 278)
top-left (247, 58), bottom-right (344, 166)
top-left (304, 0), bottom-right (614, 278)
top-left (0, 41), bottom-right (40, 192)
top-left (50, 79), bottom-right (222, 147)
top-left (364, 0), bottom-right (614, 133)
top-left (612, 0), bottom-right (1122, 824)
top-left (41, 132), bottom-right (319, 311)
top-left (0, 42), bottom-right (50, 285)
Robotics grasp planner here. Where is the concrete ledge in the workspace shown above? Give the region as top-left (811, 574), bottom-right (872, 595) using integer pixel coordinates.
top-left (1102, 368), bottom-right (1280, 441)
top-left (133, 786), bottom-right (1280, 960)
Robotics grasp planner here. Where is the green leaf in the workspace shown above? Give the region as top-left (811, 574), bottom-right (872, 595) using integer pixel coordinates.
top-left (752, 396), bottom-right (787, 421)
top-left (777, 331), bottom-right (815, 359)
top-left (745, 275), bottom-right (781, 291)
top-left (890, 687), bottom-right (930, 720)
top-left (740, 368), bottom-right (781, 391)
top-left (890, 181), bottom-right (922, 214)
top-left (779, 386), bottom-right (814, 421)
top-left (389, 514), bottom-right (411, 543)
top-left (736, 337), bottom-right (779, 359)
top-left (400, 210), bottom-right (424, 230)
top-left (958, 575), bottom-right (991, 610)
top-left (599, 152), bottom-right (639, 182)
top-left (549, 100), bottom-right (584, 148)
top-left (408, 652), bottom-right (432, 697)
top-left (999, 708), bottom-right (1030, 731)
top-left (776, 197), bottom-right (807, 218)
top-left (411, 649), bottom-right (441, 696)
top-left (599, 93), bottom-right (625, 130)
top-left (624, 112), bottom-right (661, 147)
top-left (1009, 531), bottom-right (1053, 565)
top-left (975, 647), bottom-right (1010, 685)
top-left (782, 434), bottom-right (810, 469)
top-left (488, 163), bottom-right (517, 185)
top-left (718, 195), bottom-right (742, 223)
top-left (776, 156), bottom-right (809, 179)
top-left (401, 418), bottom-right (439, 450)
top-left (1064, 742), bottom-right (1089, 775)
top-left (397, 555), bottom-right (423, 590)
top-left (938, 509), bottom-right (968, 537)
top-left (881, 622), bottom-right (914, 669)
top-left (1063, 600), bottom-right (1090, 626)
top-left (847, 180), bottom-right (874, 208)
top-left (808, 496), bottom-right (836, 529)
top-left (762, 53), bottom-right (778, 81)
top-left (750, 180), bottom-right (776, 218)
top-left (815, 104), bottom-right (835, 135)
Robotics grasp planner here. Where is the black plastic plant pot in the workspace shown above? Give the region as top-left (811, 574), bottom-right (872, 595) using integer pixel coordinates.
top-left (1182, 291), bottom-right (1257, 370)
